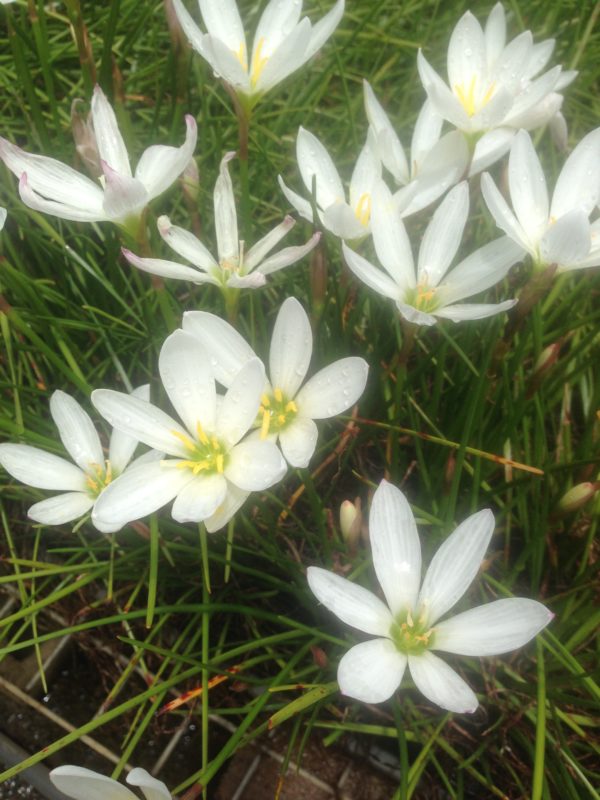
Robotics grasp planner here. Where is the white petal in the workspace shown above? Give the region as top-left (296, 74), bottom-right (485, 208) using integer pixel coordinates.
top-left (369, 480), bottom-right (421, 616)
top-left (441, 236), bottom-right (525, 305)
top-left (447, 12), bottom-right (486, 98)
top-left (349, 140), bottom-right (381, 211)
top-left (49, 390), bottom-right (104, 474)
top-left (182, 310), bottom-right (257, 388)
top-left (199, 0), bottom-right (245, 54)
top-left (108, 384), bottom-right (150, 474)
top-left (417, 182), bottom-right (469, 287)
top-left (122, 248), bottom-right (214, 284)
top-left (205, 483), bottom-right (250, 533)
top-left (0, 444), bottom-right (87, 491)
top-left (50, 767), bottom-right (138, 800)
top-left (17, 174), bottom-right (106, 222)
top-left (256, 233), bottom-right (320, 275)
top-left (135, 115), bottom-right (198, 201)
top-left (225, 439), bottom-right (285, 490)
top-left (204, 34), bottom-right (251, 93)
top-left (408, 651), bottom-right (478, 713)
top-left (226, 272), bottom-right (267, 288)
top-left (91, 459), bottom-right (193, 533)
top-left (91, 86), bottom-right (131, 176)
top-left (492, 32), bottom-right (533, 94)
top-left (416, 51), bottom-right (470, 131)
top-left (157, 215), bottom-right (217, 271)
top-left (411, 100), bottom-right (444, 175)
top-left (470, 86), bottom-right (513, 130)
top-left (295, 357), bottom-right (368, 420)
top-left (342, 242), bottom-right (399, 301)
top-left (364, 80), bottom-right (408, 183)
top-left (91, 389), bottom-right (189, 458)
top-left (484, 2), bottom-right (506, 67)
top-left (171, 473), bottom-right (227, 523)
top-left (253, 0), bottom-right (302, 62)
top-left (296, 127), bottom-right (345, 210)
top-left (244, 216), bottom-right (295, 271)
top-left (0, 207), bottom-right (6, 230)
top-left (468, 128), bottom-right (514, 176)
top-left (371, 181), bottom-right (415, 291)
top-left (279, 416), bottom-right (318, 468)
top-left (523, 38), bottom-right (554, 80)
top-left (338, 639), bottom-right (407, 704)
top-left (551, 127), bottom-right (600, 219)
top-left (255, 18), bottom-right (312, 94)
top-left (434, 300), bottom-right (516, 322)
top-left (101, 162), bottom-right (148, 222)
top-left (28, 492), bottom-right (94, 526)
top-left (322, 202), bottom-right (367, 240)
top-left (540, 208), bottom-right (591, 267)
top-left (480, 172), bottom-right (532, 253)
top-left (217, 358), bottom-right (265, 446)
top-left (214, 151), bottom-right (239, 263)
top-left (307, 566), bottom-right (393, 636)
top-left (126, 768), bottom-right (171, 800)
top-left (269, 297), bottom-right (312, 397)
top-left (277, 174), bottom-right (314, 222)
top-left (502, 66), bottom-right (561, 126)
top-left (304, 0), bottom-right (344, 61)
top-left (418, 509), bottom-right (495, 626)
top-left (159, 329), bottom-right (216, 437)
top-left (433, 598), bottom-right (553, 656)
top-left (405, 130), bottom-right (469, 214)
top-left (396, 302), bottom-right (437, 327)
top-left (171, 0), bottom-right (210, 58)
top-left (508, 130), bottom-right (549, 245)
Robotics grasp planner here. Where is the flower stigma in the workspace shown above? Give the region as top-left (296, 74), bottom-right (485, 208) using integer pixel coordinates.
top-left (259, 388), bottom-right (298, 438)
top-left (389, 609), bottom-right (434, 655)
top-left (168, 423), bottom-right (227, 475)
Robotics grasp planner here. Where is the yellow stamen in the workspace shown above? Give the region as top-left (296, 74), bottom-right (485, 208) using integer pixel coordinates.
top-left (406, 610), bottom-right (414, 627)
top-left (172, 429), bottom-right (197, 452)
top-left (274, 387), bottom-right (283, 403)
top-left (260, 408), bottom-right (271, 439)
top-left (235, 41), bottom-right (246, 68)
top-left (354, 192), bottom-right (372, 226)
top-left (86, 477), bottom-right (99, 492)
top-left (216, 454), bottom-right (224, 474)
top-left (196, 421), bottom-right (209, 445)
top-left (261, 394), bottom-right (271, 407)
top-left (277, 414), bottom-right (286, 425)
top-left (211, 437), bottom-right (220, 450)
top-left (250, 37), bottom-right (268, 87)
top-left (455, 76), bottom-right (496, 118)
top-left (105, 460), bottom-right (112, 484)
top-left (285, 400), bottom-right (297, 414)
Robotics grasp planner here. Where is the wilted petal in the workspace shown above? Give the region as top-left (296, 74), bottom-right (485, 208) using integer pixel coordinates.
top-left (225, 439), bottom-right (285, 490)
top-left (28, 492), bottom-right (94, 526)
top-left (342, 243), bottom-right (399, 301)
top-left (91, 85), bottom-right (131, 176)
top-left (408, 651), bottom-right (478, 713)
top-left (50, 766), bottom-right (138, 800)
top-left (135, 115), bottom-right (198, 201)
top-left (269, 297), bottom-right (313, 398)
top-left (182, 310), bottom-right (257, 388)
top-left (295, 357), bottom-right (368, 420)
top-left (171, 473), bottom-right (227, 523)
top-left (0, 444), bottom-right (87, 491)
top-left (338, 639), bottom-right (407, 704)
top-left (307, 566), bottom-right (393, 636)
top-left (126, 768), bottom-right (172, 800)
top-left (49, 391), bottom-right (104, 474)
top-left (279, 416), bottom-right (318, 468)
top-left (217, 359), bottom-right (265, 446)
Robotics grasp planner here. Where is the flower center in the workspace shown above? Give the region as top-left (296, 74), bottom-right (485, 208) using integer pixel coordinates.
top-left (250, 37), bottom-right (269, 88)
top-left (389, 609), bottom-right (434, 655)
top-left (169, 423), bottom-right (228, 475)
top-left (406, 281), bottom-right (439, 313)
top-left (258, 387), bottom-right (298, 438)
top-left (454, 76), bottom-right (496, 118)
top-left (85, 461), bottom-right (113, 497)
top-left (354, 192), bottom-right (372, 227)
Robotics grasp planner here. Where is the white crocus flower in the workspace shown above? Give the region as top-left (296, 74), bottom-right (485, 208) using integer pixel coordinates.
top-left (124, 152), bottom-right (320, 290)
top-left (343, 181), bottom-right (523, 326)
top-left (0, 85), bottom-right (197, 230)
top-left (0, 387), bottom-right (152, 528)
top-left (482, 128), bottom-right (600, 272)
top-left (278, 127), bottom-right (382, 240)
top-left (171, 0), bottom-right (344, 110)
top-left (91, 330), bottom-right (286, 533)
top-left (182, 297), bottom-right (369, 468)
top-left (50, 765), bottom-right (171, 800)
top-left (308, 480), bottom-right (553, 711)
top-left (363, 82), bottom-right (469, 216)
top-left (417, 5), bottom-right (573, 175)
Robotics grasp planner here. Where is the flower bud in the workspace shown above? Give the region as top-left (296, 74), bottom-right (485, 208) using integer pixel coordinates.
top-left (558, 482), bottom-right (600, 513)
top-left (340, 498), bottom-right (362, 548)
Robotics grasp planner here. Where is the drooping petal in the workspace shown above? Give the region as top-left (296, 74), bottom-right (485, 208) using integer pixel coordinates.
top-left (256, 233), bottom-right (321, 275)
top-left (304, 0), bottom-right (345, 61)
top-left (550, 127), bottom-right (600, 219)
top-left (108, 384), bottom-right (150, 474)
top-left (135, 115), bottom-right (198, 202)
top-left (91, 459), bottom-right (193, 533)
top-left (279, 416), bottom-right (318, 468)
top-left (254, 18), bottom-right (312, 95)
top-left (199, 0), bottom-right (246, 55)
top-left (225, 439), bottom-right (285, 490)
top-left (371, 181), bottom-right (416, 291)
top-left (440, 236), bottom-right (524, 305)
top-left (408, 651), bottom-right (478, 713)
top-left (91, 85), bottom-right (132, 176)
top-left (217, 359), bottom-right (265, 446)
top-left (338, 639), bottom-right (407, 704)
top-left (307, 566), bottom-right (394, 636)
top-left (182, 310), bottom-right (257, 388)
top-left (296, 127), bottom-right (345, 211)
top-left (369, 480), bottom-right (421, 616)
top-left (295, 357), bottom-right (368, 420)
top-left (28, 492), bottom-right (95, 526)
top-left (418, 508), bottom-right (495, 626)
top-left (50, 766), bottom-right (138, 800)
top-left (126, 768), bottom-right (172, 800)
top-left (49, 391), bottom-right (104, 474)
top-left (205, 483), bottom-right (250, 533)
top-left (269, 297), bottom-right (312, 398)
top-left (480, 172), bottom-right (532, 254)
top-left (434, 300), bottom-right (516, 322)
top-left (507, 130), bottom-right (549, 246)
top-left (0, 444), bottom-right (87, 491)
top-left (244, 216), bottom-right (295, 271)
top-left (101, 161), bottom-right (148, 222)
top-left (540, 208), bottom-right (591, 267)
top-left (157, 215), bottom-right (217, 271)
top-left (214, 151), bottom-right (239, 264)
top-left (433, 597), bottom-right (553, 656)
top-left (342, 242), bottom-right (400, 301)
top-left (417, 182), bottom-right (469, 287)
top-left (122, 248), bottom-right (215, 284)
top-left (171, 473), bottom-right (228, 523)
top-left (158, 329), bottom-right (216, 437)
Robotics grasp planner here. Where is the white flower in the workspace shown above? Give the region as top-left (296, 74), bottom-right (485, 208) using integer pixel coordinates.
top-left (91, 330), bottom-right (286, 533)
top-left (182, 297), bottom-right (369, 468)
top-left (0, 85), bottom-right (197, 228)
top-left (343, 181), bottom-right (523, 326)
top-left (124, 152), bottom-right (320, 289)
top-left (308, 480), bottom-right (553, 711)
top-left (0, 387), bottom-right (152, 528)
top-left (50, 765), bottom-right (171, 800)
top-left (363, 81), bottom-right (469, 216)
top-left (171, 0), bottom-right (344, 108)
top-left (278, 127), bottom-right (382, 240)
top-left (482, 128), bottom-right (600, 272)
top-left (417, 4), bottom-right (575, 175)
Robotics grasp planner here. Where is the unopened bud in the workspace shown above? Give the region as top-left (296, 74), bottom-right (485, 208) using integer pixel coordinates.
top-left (181, 158), bottom-right (200, 203)
top-left (340, 498), bottom-right (362, 548)
top-left (558, 482), bottom-right (600, 513)
top-left (71, 98), bottom-right (101, 177)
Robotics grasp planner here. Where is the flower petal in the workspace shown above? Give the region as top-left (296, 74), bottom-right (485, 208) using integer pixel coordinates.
top-left (304, 0), bottom-right (345, 61)
top-left (171, 0), bottom-right (210, 59)
top-left (253, 0), bottom-right (302, 63)
top-left (338, 638), bottom-right (407, 704)
top-left (369, 479), bottom-right (421, 616)
top-left (349, 139), bottom-right (381, 211)
top-left (295, 357), bottom-right (368, 420)
top-left (101, 161), bottom-right (148, 222)
top-left (126, 768), bottom-right (171, 800)
top-left (396, 302), bottom-right (437, 327)
top-left (469, 127), bottom-right (514, 176)
top-left (508, 130), bottom-right (549, 245)
top-left (551, 127), bottom-right (600, 219)
top-left (171, 473), bottom-right (228, 523)
top-left (204, 34), bottom-right (251, 92)
top-left (122, 248), bottom-right (214, 284)
top-left (417, 182), bottom-right (468, 287)
top-left (364, 80), bottom-right (408, 184)
top-left (182, 310), bottom-right (257, 388)
top-left (214, 151), bottom-right (239, 263)
top-left (91, 86), bottom-right (131, 176)
top-left (0, 444), bottom-right (87, 491)
top-left (225, 439), bottom-right (285, 490)
top-left (199, 0), bottom-right (245, 54)
top-left (278, 175), bottom-right (314, 222)
top-left (502, 66), bottom-right (561, 127)
top-left (159, 329), bottom-right (216, 437)
top-left (322, 202), bottom-right (367, 240)
top-left (416, 51), bottom-right (470, 131)
top-left (244, 216), bottom-right (295, 271)
top-left (217, 358), bottom-right (265, 446)
top-left (418, 508), bottom-right (495, 626)
top-left (279, 416), bottom-right (318, 468)
top-left (441, 236), bottom-right (524, 305)
top-left (108, 384), bottom-right (150, 474)
top-left (255, 18), bottom-right (312, 94)
top-left (434, 300), bottom-right (516, 322)
top-left (480, 172), bottom-right (531, 253)
top-left (135, 115), bottom-right (198, 201)
top-left (540, 208), bottom-right (591, 267)
top-left (157, 215), bottom-right (217, 271)
top-left (447, 12), bottom-right (486, 100)
top-left (307, 566), bottom-right (394, 636)
top-left (408, 651), bottom-right (478, 713)
top-left (433, 598), bottom-right (553, 656)
top-left (269, 297), bottom-right (313, 398)
top-left (49, 390), bottom-right (104, 474)
top-left (484, 2), bottom-right (506, 68)
top-left (296, 127), bottom-right (345, 210)
top-left (50, 767), bottom-right (137, 800)
top-left (205, 483), bottom-right (250, 533)
top-left (371, 181), bottom-right (416, 291)
top-left (28, 492), bottom-right (94, 526)
top-left (342, 242), bottom-right (399, 301)
top-left (256, 233), bottom-right (321, 276)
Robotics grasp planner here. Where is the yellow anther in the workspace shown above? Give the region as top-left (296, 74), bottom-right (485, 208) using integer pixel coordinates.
top-left (278, 414), bottom-right (286, 425)
top-left (285, 400), bottom-right (297, 414)
top-left (354, 192), bottom-right (372, 227)
top-left (260, 408), bottom-right (271, 439)
top-left (250, 37), bottom-right (268, 87)
top-left (172, 429), bottom-right (197, 452)
top-left (105, 460), bottom-right (112, 484)
top-left (86, 476), bottom-right (99, 492)
top-left (261, 394), bottom-right (271, 407)
top-left (273, 387), bottom-right (283, 403)
top-left (211, 437), bottom-right (220, 450)
top-left (406, 610), bottom-right (414, 627)
top-left (216, 454), bottom-right (224, 474)
top-left (196, 421), bottom-right (209, 445)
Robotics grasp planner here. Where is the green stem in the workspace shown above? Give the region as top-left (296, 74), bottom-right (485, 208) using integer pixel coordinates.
top-left (199, 524), bottom-right (211, 800)
top-left (392, 699), bottom-right (409, 800)
top-left (146, 514), bottom-right (159, 628)
top-left (532, 638), bottom-right (547, 800)
top-left (224, 518), bottom-right (235, 584)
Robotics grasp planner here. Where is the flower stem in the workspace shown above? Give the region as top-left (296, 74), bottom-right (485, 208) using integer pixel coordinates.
top-left (393, 698), bottom-right (409, 800)
top-left (146, 514), bottom-right (159, 628)
top-left (199, 523), bottom-right (211, 799)
top-left (224, 518), bottom-right (235, 584)
top-left (532, 638), bottom-right (547, 800)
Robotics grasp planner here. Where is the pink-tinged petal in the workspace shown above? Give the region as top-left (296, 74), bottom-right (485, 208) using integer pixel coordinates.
top-left (338, 639), bottom-right (407, 704)
top-left (135, 115), bottom-right (198, 201)
top-left (101, 161), bottom-right (147, 222)
top-left (480, 172), bottom-right (532, 254)
top-left (304, 0), bottom-right (344, 60)
top-left (551, 127), bottom-right (600, 219)
top-left (171, 473), bottom-right (228, 523)
top-left (278, 175), bottom-right (314, 222)
top-left (434, 300), bottom-right (517, 322)
top-left (269, 297), bottom-right (312, 398)
top-left (540, 208), bottom-right (591, 267)
top-left (122, 248), bottom-right (216, 284)
top-left (157, 215), bottom-right (217, 271)
top-left (244, 215), bottom-right (295, 271)
top-left (508, 130), bottom-right (549, 245)
top-left (256, 233), bottom-right (321, 276)
top-left (0, 444), bottom-right (87, 491)
top-left (91, 85), bottom-right (131, 176)
top-left (217, 359), bottom-right (265, 446)
top-left (255, 18), bottom-right (312, 94)
top-left (205, 483), bottom-right (250, 533)
top-left (159, 329), bottom-right (216, 437)
top-left (108, 384), bottom-right (150, 474)
top-left (418, 509), bottom-right (495, 626)
top-left (126, 768), bottom-right (171, 800)
top-left (50, 766), bottom-right (138, 800)
top-left (371, 181), bottom-right (415, 291)
top-left (307, 566), bottom-right (394, 636)
top-left (28, 492), bottom-right (94, 526)
top-left (296, 127), bottom-right (345, 211)
top-left (225, 439), bottom-right (285, 490)
top-left (469, 128), bottom-right (514, 176)
top-left (417, 182), bottom-right (469, 287)
top-left (408, 651), bottom-right (478, 713)
top-left (49, 391), bottom-right (104, 474)
top-left (91, 459), bottom-right (193, 533)
top-left (295, 357), bottom-right (368, 420)
top-left (369, 480), bottom-right (421, 616)
top-left (199, 0), bottom-right (245, 55)
top-left (182, 310), bottom-right (257, 388)
top-left (171, 0), bottom-right (210, 58)
top-left (433, 597), bottom-right (553, 656)
top-left (342, 242), bottom-right (400, 301)
top-left (279, 416), bottom-right (318, 468)
top-left (214, 151), bottom-right (239, 263)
